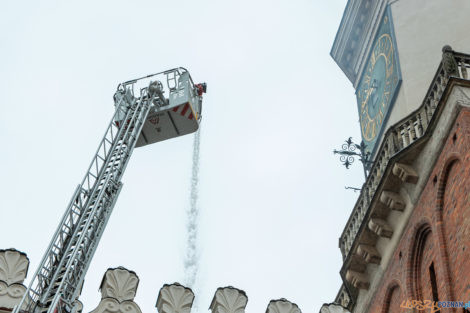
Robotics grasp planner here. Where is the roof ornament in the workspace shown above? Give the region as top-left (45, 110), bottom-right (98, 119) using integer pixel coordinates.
top-left (442, 45), bottom-right (459, 77)
top-left (333, 137), bottom-right (372, 181)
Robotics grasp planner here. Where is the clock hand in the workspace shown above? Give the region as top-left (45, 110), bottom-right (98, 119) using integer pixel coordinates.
top-left (362, 86), bottom-right (374, 111)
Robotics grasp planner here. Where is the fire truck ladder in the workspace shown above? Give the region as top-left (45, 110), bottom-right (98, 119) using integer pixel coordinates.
top-left (13, 86), bottom-right (153, 313)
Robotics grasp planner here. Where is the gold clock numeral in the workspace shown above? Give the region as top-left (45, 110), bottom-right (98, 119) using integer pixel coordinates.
top-left (361, 118), bottom-right (375, 141)
top-left (365, 121), bottom-right (371, 139)
top-left (383, 91), bottom-right (390, 104)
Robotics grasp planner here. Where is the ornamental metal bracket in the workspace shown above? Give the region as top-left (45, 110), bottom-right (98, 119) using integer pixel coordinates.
top-left (333, 137), bottom-right (373, 179)
top-left (345, 186), bottom-right (362, 192)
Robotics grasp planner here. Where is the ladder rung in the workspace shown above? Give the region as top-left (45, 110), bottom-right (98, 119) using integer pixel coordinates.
top-left (38, 273), bottom-right (50, 282)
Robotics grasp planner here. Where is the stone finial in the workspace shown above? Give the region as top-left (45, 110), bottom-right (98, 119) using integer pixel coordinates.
top-left (266, 299), bottom-right (301, 313)
top-left (90, 267), bottom-right (142, 313)
top-left (345, 270), bottom-right (369, 290)
top-left (442, 45), bottom-right (459, 76)
top-left (0, 249), bottom-right (30, 310)
top-left (156, 283), bottom-right (194, 313)
top-left (380, 191), bottom-right (406, 211)
top-left (356, 244), bottom-right (381, 264)
top-left (100, 267), bottom-right (139, 302)
top-left (320, 303), bottom-right (350, 313)
top-left (0, 249), bottom-right (29, 285)
top-left (210, 286), bottom-right (247, 313)
top-left (392, 163), bottom-right (418, 184)
top-left (368, 218), bottom-right (393, 238)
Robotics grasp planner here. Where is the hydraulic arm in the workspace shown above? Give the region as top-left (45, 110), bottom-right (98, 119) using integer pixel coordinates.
top-left (13, 68), bottom-right (205, 313)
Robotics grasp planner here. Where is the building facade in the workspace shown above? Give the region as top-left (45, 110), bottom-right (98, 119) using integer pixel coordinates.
top-left (325, 0), bottom-right (470, 312)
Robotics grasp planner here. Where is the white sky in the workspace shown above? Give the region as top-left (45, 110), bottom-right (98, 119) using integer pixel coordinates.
top-left (0, 1), bottom-right (365, 313)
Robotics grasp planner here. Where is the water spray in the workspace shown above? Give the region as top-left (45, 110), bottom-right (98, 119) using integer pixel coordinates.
top-left (184, 128), bottom-right (201, 289)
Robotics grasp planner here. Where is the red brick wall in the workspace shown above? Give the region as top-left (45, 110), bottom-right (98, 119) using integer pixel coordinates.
top-left (366, 108), bottom-right (470, 313)
top-left (441, 148), bottom-right (470, 303)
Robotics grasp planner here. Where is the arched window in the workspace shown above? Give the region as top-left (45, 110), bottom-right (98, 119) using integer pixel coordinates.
top-left (429, 262), bottom-right (439, 302)
top-left (408, 223), bottom-right (438, 301)
top-left (382, 283), bottom-right (402, 313)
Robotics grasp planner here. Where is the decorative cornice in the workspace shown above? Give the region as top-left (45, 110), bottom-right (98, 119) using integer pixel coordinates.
top-left (266, 299), bottom-right (301, 313)
top-left (209, 286), bottom-right (248, 313)
top-left (156, 283), bottom-right (194, 313)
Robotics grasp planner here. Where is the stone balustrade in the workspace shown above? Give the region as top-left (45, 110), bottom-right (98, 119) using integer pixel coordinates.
top-left (338, 49), bottom-right (470, 260)
top-left (0, 249), bottom-right (350, 313)
top-left (333, 284), bottom-right (351, 310)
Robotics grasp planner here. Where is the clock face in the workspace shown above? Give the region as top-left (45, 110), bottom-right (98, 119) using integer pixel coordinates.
top-left (358, 34), bottom-right (394, 141)
top-left (356, 7), bottom-right (401, 155)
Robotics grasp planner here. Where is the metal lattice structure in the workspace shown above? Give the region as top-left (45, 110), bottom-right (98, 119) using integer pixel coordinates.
top-left (13, 68), bottom-right (204, 313)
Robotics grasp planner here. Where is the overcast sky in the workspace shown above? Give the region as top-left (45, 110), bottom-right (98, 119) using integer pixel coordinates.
top-left (0, 1), bottom-right (365, 313)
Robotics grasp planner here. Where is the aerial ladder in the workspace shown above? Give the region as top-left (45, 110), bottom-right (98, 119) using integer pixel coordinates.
top-left (12, 68), bottom-right (206, 313)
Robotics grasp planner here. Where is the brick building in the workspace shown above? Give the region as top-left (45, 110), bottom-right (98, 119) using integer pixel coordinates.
top-left (323, 0), bottom-right (470, 313)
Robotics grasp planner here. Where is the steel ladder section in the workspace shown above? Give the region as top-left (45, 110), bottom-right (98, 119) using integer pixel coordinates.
top-left (13, 90), bottom-right (152, 313)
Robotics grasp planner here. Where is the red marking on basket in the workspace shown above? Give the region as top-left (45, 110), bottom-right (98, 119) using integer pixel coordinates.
top-left (171, 103), bottom-right (194, 120)
top-left (180, 103), bottom-right (189, 116)
top-left (115, 119), bottom-right (132, 128)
